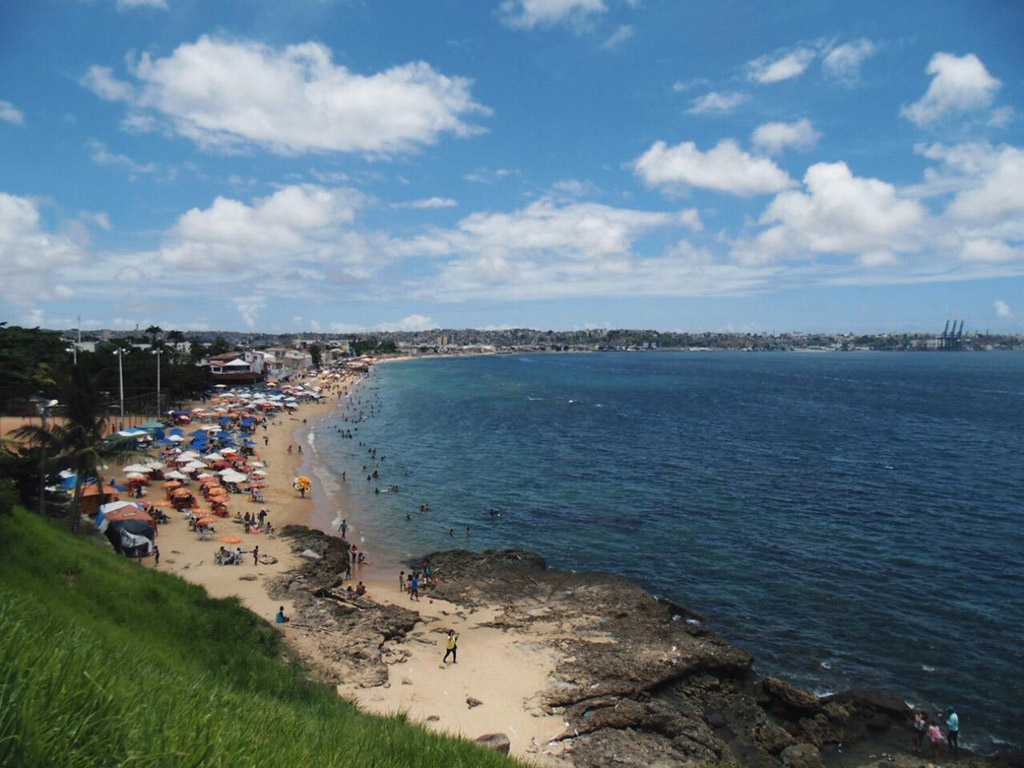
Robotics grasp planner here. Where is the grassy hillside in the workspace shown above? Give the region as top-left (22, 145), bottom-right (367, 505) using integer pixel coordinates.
top-left (0, 509), bottom-right (518, 768)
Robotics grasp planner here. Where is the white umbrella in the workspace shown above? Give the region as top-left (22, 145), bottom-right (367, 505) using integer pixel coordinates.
top-left (145, 460), bottom-right (165, 470)
top-left (205, 452), bottom-right (225, 461)
top-left (123, 463), bottom-right (154, 474)
top-left (165, 470), bottom-right (188, 480)
top-left (197, 472), bottom-right (214, 479)
top-left (250, 461), bottom-right (266, 467)
top-left (125, 472), bottom-right (147, 480)
top-left (166, 434), bottom-right (185, 442)
top-left (220, 470), bottom-right (249, 484)
top-left (177, 451), bottom-right (200, 460)
top-left (182, 461), bottom-right (206, 472)
top-left (252, 470), bottom-right (268, 477)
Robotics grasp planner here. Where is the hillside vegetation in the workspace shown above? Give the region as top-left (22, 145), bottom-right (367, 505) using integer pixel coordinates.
top-left (0, 509), bottom-right (517, 768)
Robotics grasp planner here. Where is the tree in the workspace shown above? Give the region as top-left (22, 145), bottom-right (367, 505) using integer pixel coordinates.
top-left (207, 336), bottom-right (232, 356)
top-left (309, 344), bottom-right (322, 369)
top-left (145, 326), bottom-right (163, 347)
top-left (13, 365), bottom-right (144, 532)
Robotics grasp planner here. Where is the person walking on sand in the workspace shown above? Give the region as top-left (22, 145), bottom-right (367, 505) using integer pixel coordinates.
top-left (945, 706), bottom-right (959, 754)
top-left (399, 570), bottom-right (405, 592)
top-left (409, 574), bottom-right (420, 601)
top-left (153, 545), bottom-right (160, 565)
top-left (443, 630), bottom-right (458, 664)
top-left (253, 545), bottom-right (259, 566)
top-left (339, 518), bottom-right (347, 537)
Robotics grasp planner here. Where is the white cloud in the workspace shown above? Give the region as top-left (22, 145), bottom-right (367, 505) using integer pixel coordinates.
top-left (500, 0), bottom-right (607, 29)
top-left (463, 167), bottom-right (520, 183)
top-left (117, 0), bottom-right (167, 9)
top-left (164, 184), bottom-right (364, 269)
top-left (0, 99), bottom-right (24, 125)
top-left (392, 197), bottom-right (458, 210)
top-left (988, 106), bottom-right (1015, 129)
top-left (379, 314), bottom-right (436, 331)
top-left (994, 299), bottom-right (1012, 318)
top-left (739, 161), bottom-right (929, 264)
top-left (85, 36), bottom-right (487, 155)
top-left (686, 91), bottom-right (748, 115)
top-left (233, 296), bottom-right (266, 329)
top-left (751, 118), bottom-right (821, 155)
top-left (0, 193), bottom-right (83, 302)
top-left (634, 139), bottom-right (793, 196)
top-left (747, 47), bottom-right (817, 84)
top-left (945, 145), bottom-right (1024, 224)
top-left (961, 239), bottom-right (1020, 263)
top-left (80, 65), bottom-right (135, 102)
top-left (901, 52), bottom-right (1001, 126)
top-left (601, 25), bottom-right (635, 49)
top-left (822, 39), bottom-right (876, 84)
top-left (87, 139), bottom-right (157, 177)
top-left (672, 78), bottom-right (710, 93)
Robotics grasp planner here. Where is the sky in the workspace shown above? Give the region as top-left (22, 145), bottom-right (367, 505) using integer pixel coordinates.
top-left (0, 0), bottom-right (1022, 335)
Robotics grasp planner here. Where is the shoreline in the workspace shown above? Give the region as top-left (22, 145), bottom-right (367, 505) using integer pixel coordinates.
top-left (134, 371), bottom-right (1012, 766)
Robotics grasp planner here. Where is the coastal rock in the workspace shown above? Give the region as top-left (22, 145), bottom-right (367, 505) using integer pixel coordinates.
top-left (756, 721), bottom-right (796, 753)
top-left (822, 702), bottom-right (850, 723)
top-left (474, 733), bottom-right (511, 755)
top-left (763, 678), bottom-right (821, 714)
top-left (299, 549), bottom-right (322, 560)
top-left (779, 743), bottom-right (824, 768)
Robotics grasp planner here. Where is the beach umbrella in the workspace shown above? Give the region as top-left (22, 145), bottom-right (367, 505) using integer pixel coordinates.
top-left (171, 488), bottom-right (193, 498)
top-left (205, 452), bottom-right (225, 461)
top-left (220, 535), bottom-right (242, 544)
top-left (197, 516), bottom-right (218, 526)
top-left (221, 470), bottom-right (248, 484)
top-left (205, 485), bottom-right (226, 495)
top-left (252, 470), bottom-right (268, 477)
top-left (197, 472), bottom-right (214, 479)
top-left (163, 480), bottom-right (183, 489)
top-left (165, 470), bottom-right (187, 480)
top-left (123, 463), bottom-right (154, 474)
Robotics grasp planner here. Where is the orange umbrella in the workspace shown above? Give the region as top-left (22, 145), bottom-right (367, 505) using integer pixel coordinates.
top-left (150, 501), bottom-right (173, 508)
top-left (220, 535), bottom-right (242, 544)
top-left (171, 488), bottom-right (193, 498)
top-left (205, 485), bottom-right (225, 494)
top-left (196, 516), bottom-right (218, 526)
top-left (164, 480), bottom-right (183, 489)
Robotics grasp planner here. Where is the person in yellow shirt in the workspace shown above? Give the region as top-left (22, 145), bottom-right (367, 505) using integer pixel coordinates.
top-left (443, 630), bottom-right (458, 664)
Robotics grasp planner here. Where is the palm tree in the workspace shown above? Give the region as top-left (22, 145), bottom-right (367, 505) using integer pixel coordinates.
top-left (14, 365), bottom-right (144, 532)
top-left (145, 325), bottom-right (163, 348)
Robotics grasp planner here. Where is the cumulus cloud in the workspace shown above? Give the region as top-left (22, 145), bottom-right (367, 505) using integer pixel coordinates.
top-left (80, 65), bottom-right (135, 102)
top-left (634, 139), bottom-right (793, 197)
top-left (0, 99), bottom-right (24, 125)
top-left (0, 193), bottom-right (83, 302)
top-left (500, 0), bottom-right (607, 29)
top-left (994, 299), bottom-right (1012, 318)
top-left (901, 52), bottom-right (1001, 126)
top-left (391, 197), bottom-right (458, 210)
top-left (687, 91), bottom-right (748, 115)
top-left (737, 162), bottom-right (929, 264)
top-left (960, 239), bottom-right (1020, 263)
top-left (83, 36), bottom-right (487, 155)
top-left (945, 145), bottom-right (1024, 225)
top-left (822, 39), bottom-right (876, 84)
top-left (747, 46), bottom-right (818, 84)
top-left (751, 118), bottom-right (820, 155)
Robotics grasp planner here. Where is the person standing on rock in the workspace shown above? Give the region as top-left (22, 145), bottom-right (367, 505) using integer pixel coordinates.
top-left (912, 711), bottom-right (927, 753)
top-left (945, 706), bottom-right (959, 754)
top-left (443, 630), bottom-right (458, 664)
top-left (928, 718), bottom-right (944, 761)
top-left (409, 574), bottom-right (420, 601)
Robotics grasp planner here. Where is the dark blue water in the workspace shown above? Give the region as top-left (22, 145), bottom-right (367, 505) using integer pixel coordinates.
top-left (312, 352), bottom-right (1024, 752)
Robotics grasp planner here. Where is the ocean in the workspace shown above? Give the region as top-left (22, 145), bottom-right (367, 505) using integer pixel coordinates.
top-left (310, 351), bottom-right (1023, 753)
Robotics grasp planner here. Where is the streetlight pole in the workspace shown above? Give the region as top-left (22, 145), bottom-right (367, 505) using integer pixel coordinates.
top-left (37, 399), bottom-right (58, 517)
top-left (114, 349), bottom-right (125, 430)
top-left (154, 348), bottom-right (162, 419)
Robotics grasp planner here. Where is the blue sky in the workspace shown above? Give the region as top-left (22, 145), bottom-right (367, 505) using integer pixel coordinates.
top-left (1, 0), bottom-right (1021, 334)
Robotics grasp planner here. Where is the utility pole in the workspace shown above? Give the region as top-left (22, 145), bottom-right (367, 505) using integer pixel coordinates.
top-left (38, 399), bottom-right (58, 516)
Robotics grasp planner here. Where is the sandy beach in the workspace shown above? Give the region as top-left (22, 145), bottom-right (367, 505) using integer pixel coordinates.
top-left (118, 374), bottom-right (567, 764)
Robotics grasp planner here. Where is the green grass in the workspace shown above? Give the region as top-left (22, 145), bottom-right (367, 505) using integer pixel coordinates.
top-left (0, 509), bottom-right (519, 767)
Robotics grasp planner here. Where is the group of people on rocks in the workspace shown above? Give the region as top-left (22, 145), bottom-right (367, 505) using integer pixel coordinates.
top-left (912, 706), bottom-right (960, 760)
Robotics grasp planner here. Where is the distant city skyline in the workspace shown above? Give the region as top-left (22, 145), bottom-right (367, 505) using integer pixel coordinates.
top-left (1, 1), bottom-right (1021, 334)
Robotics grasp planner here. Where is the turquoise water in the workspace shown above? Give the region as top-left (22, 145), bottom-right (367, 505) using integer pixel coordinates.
top-left (312, 352), bottom-right (1023, 752)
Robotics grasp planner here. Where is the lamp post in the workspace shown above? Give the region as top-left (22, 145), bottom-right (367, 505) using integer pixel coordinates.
top-left (37, 399), bottom-right (59, 517)
top-left (153, 348), bottom-right (163, 419)
top-left (113, 349), bottom-right (125, 429)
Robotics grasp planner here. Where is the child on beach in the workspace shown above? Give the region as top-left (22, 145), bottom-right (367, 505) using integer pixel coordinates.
top-left (928, 719), bottom-right (944, 761)
top-left (399, 571), bottom-right (405, 592)
top-left (912, 712), bottom-right (927, 752)
top-left (409, 574), bottom-right (420, 601)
